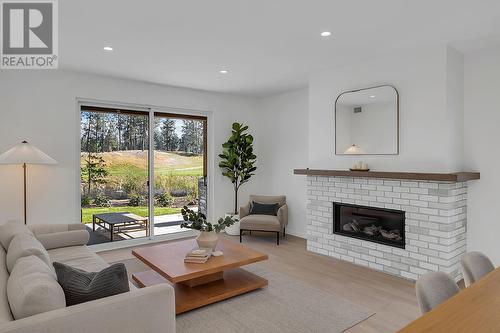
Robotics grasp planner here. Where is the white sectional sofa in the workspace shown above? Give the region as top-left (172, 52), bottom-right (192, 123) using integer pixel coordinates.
top-left (0, 222), bottom-right (175, 333)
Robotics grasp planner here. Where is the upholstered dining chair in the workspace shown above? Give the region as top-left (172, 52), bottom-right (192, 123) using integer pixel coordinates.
top-left (415, 272), bottom-right (460, 314)
top-left (239, 195), bottom-right (287, 245)
top-left (460, 251), bottom-right (495, 287)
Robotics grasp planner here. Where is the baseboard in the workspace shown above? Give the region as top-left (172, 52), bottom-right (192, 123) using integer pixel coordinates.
top-left (285, 227), bottom-right (306, 239)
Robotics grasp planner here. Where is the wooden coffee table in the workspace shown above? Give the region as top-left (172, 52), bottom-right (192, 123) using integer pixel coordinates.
top-left (132, 239), bottom-right (268, 314)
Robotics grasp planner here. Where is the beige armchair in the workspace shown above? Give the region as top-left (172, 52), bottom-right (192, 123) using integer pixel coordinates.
top-left (239, 195), bottom-right (287, 245)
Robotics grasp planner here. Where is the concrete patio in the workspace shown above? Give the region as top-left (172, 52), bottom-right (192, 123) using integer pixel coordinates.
top-left (86, 210), bottom-right (196, 245)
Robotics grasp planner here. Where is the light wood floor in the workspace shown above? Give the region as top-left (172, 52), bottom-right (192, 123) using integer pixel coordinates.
top-left (99, 232), bottom-right (420, 332)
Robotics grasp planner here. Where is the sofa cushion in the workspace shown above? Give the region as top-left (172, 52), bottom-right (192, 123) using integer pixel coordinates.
top-left (0, 247), bottom-right (13, 323)
top-left (36, 230), bottom-right (90, 250)
top-left (6, 233), bottom-right (51, 273)
top-left (48, 246), bottom-right (109, 272)
top-left (250, 201), bottom-right (279, 216)
top-left (53, 262), bottom-right (130, 306)
top-left (0, 221), bottom-right (33, 251)
top-left (29, 223), bottom-right (85, 236)
top-left (249, 195), bottom-right (286, 207)
top-left (7, 256), bottom-right (66, 319)
top-left (240, 214), bottom-right (281, 232)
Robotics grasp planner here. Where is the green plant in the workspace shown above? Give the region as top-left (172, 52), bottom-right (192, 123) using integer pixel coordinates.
top-left (218, 123), bottom-right (257, 214)
top-left (81, 153), bottom-right (108, 195)
top-left (81, 196), bottom-right (92, 208)
top-left (155, 192), bottom-right (173, 207)
top-left (93, 194), bottom-right (110, 207)
top-left (123, 173), bottom-right (145, 196)
top-left (128, 194), bottom-right (146, 206)
top-left (180, 206), bottom-right (236, 233)
top-left (186, 193), bottom-right (198, 205)
top-left (155, 174), bottom-right (197, 197)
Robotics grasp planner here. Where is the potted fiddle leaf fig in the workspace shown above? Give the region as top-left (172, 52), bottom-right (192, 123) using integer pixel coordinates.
top-left (180, 206), bottom-right (236, 250)
top-left (218, 122), bottom-right (257, 235)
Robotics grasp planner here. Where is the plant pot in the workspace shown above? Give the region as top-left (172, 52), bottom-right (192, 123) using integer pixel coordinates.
top-left (224, 213), bottom-right (240, 236)
top-left (196, 231), bottom-right (219, 250)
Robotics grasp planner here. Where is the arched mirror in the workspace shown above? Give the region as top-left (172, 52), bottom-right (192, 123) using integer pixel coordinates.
top-left (335, 85), bottom-right (399, 155)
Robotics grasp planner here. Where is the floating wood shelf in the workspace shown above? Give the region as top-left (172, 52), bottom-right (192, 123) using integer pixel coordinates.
top-left (293, 169), bottom-right (480, 182)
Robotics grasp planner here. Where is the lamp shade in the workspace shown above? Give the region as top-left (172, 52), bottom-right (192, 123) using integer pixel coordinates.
top-left (0, 141), bottom-right (57, 165)
top-left (344, 144), bottom-right (365, 154)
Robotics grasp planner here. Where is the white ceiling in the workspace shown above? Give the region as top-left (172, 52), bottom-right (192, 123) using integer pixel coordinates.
top-left (60, 0), bottom-right (500, 97)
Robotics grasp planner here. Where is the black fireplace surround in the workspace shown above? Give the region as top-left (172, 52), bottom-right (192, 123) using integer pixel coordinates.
top-left (332, 202), bottom-right (405, 248)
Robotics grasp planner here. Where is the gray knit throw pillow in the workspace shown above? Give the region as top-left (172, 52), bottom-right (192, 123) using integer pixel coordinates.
top-left (53, 262), bottom-right (129, 306)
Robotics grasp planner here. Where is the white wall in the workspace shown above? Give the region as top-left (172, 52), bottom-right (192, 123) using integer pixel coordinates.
top-left (256, 89), bottom-right (309, 238)
top-left (0, 70), bottom-right (262, 226)
top-left (446, 47), bottom-right (465, 170)
top-left (464, 44), bottom-right (500, 265)
top-left (308, 45), bottom-right (465, 172)
top-left (334, 105), bottom-right (352, 153)
top-left (349, 102), bottom-right (398, 154)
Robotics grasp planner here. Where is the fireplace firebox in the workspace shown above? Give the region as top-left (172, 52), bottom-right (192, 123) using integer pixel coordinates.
top-left (333, 202), bottom-right (405, 248)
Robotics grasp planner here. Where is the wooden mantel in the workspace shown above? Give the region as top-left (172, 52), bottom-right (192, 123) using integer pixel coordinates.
top-left (293, 169), bottom-right (480, 182)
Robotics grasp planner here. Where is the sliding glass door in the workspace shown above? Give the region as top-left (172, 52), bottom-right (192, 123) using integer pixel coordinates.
top-left (152, 112), bottom-right (207, 236)
top-left (80, 105), bottom-right (207, 245)
top-left (80, 107), bottom-right (150, 244)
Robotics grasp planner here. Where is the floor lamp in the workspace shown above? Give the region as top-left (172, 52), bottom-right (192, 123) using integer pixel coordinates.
top-left (0, 141), bottom-right (57, 224)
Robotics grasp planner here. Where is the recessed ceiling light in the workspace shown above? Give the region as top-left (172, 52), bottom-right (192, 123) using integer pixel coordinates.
top-left (103, 46), bottom-right (113, 51)
top-left (320, 31), bottom-right (331, 37)
top-left (219, 70), bottom-right (228, 74)
top-left (370, 95), bottom-right (376, 98)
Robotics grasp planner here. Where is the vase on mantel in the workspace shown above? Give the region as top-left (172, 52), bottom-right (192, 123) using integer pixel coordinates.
top-left (196, 231), bottom-right (219, 250)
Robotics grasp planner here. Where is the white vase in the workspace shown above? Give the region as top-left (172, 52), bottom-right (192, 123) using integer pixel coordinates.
top-left (196, 231), bottom-right (219, 250)
top-left (224, 213), bottom-right (240, 236)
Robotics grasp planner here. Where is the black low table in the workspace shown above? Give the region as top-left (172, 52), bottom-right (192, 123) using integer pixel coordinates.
top-left (92, 212), bottom-right (149, 241)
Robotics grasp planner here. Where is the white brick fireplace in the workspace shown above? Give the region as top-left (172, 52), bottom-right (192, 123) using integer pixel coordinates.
top-left (305, 175), bottom-right (470, 281)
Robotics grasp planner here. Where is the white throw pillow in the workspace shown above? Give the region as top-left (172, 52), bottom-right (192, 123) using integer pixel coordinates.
top-left (6, 233), bottom-right (51, 273)
top-left (7, 255), bottom-right (65, 319)
top-left (0, 221), bottom-right (33, 251)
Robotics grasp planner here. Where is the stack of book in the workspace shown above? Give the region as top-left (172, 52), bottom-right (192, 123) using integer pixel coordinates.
top-left (184, 247), bottom-right (212, 263)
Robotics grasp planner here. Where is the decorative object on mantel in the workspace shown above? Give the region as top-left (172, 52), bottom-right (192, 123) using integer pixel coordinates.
top-left (180, 206), bottom-right (237, 250)
top-left (0, 141), bottom-right (57, 224)
top-left (349, 160), bottom-right (369, 171)
top-left (349, 167), bottom-right (370, 171)
top-left (293, 169), bottom-right (480, 182)
top-left (343, 145), bottom-right (370, 171)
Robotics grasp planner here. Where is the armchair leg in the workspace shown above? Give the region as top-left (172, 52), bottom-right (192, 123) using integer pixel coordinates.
top-left (283, 228), bottom-right (286, 238)
top-left (276, 232), bottom-right (280, 245)
top-left (240, 229), bottom-right (243, 243)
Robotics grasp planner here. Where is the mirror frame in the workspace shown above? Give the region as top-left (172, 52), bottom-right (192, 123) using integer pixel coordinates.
top-left (334, 84), bottom-right (400, 155)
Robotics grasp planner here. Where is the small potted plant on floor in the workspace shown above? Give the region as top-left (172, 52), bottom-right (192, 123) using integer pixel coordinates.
top-left (218, 122), bottom-right (257, 235)
top-left (180, 206), bottom-right (236, 250)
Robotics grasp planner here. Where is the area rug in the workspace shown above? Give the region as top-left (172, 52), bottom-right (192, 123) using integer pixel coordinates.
top-left (117, 258), bottom-right (375, 333)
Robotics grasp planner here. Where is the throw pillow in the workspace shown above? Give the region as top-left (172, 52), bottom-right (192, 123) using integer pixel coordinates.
top-left (6, 233), bottom-right (52, 273)
top-left (7, 255), bottom-right (66, 319)
top-left (53, 262), bottom-right (130, 306)
top-left (250, 201), bottom-right (279, 216)
top-left (0, 221), bottom-right (33, 251)
top-left (36, 230), bottom-right (90, 250)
